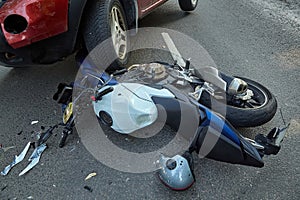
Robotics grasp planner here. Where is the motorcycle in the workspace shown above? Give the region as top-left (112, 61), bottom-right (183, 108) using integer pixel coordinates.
top-left (51, 60), bottom-right (286, 191)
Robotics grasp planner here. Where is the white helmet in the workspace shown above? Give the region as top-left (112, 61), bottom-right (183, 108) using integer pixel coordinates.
top-left (157, 152), bottom-right (195, 190)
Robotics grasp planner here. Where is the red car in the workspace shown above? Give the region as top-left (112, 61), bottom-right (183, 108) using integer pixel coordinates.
top-left (0, 0), bottom-right (198, 67)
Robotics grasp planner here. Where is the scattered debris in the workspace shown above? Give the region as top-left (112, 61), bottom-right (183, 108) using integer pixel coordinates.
top-left (19, 144), bottom-right (47, 176)
top-left (53, 184), bottom-right (56, 187)
top-left (125, 178), bottom-right (130, 182)
top-left (31, 132), bottom-right (40, 141)
top-left (85, 172), bottom-right (97, 181)
top-left (27, 196), bottom-right (33, 199)
top-left (17, 130), bottom-right (23, 135)
top-left (37, 125), bottom-right (59, 146)
top-left (0, 145), bottom-right (16, 152)
top-left (1, 142), bottom-right (31, 176)
top-left (84, 185), bottom-right (93, 192)
top-left (1, 185), bottom-right (7, 191)
top-left (31, 121), bottom-right (39, 125)
top-left (30, 143), bottom-right (36, 149)
top-left (69, 146), bottom-right (76, 153)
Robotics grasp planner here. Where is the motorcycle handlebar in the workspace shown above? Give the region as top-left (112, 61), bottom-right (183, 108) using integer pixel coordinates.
top-left (95, 87), bottom-right (114, 101)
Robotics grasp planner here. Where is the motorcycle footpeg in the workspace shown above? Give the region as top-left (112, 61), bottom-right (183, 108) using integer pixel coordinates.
top-left (255, 125), bottom-right (289, 155)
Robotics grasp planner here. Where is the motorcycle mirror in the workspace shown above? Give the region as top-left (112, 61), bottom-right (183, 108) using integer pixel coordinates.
top-left (63, 102), bottom-right (73, 124)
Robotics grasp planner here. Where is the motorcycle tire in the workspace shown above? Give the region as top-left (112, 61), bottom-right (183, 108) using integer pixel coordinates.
top-left (199, 77), bottom-right (277, 127)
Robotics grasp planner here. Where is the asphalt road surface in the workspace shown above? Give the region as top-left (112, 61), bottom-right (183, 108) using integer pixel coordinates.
top-left (0, 0), bottom-right (299, 199)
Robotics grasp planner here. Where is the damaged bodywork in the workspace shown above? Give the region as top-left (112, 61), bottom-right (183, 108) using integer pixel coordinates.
top-left (1, 142), bottom-right (31, 176)
top-left (0, 0), bottom-right (68, 49)
top-left (0, 0), bottom-right (170, 67)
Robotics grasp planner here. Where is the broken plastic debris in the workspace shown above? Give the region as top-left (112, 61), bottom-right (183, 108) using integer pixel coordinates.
top-left (85, 172), bottom-right (97, 181)
top-left (17, 130), bottom-right (23, 135)
top-left (1, 145), bottom-right (16, 152)
top-left (1, 185), bottom-right (7, 191)
top-left (84, 186), bottom-right (93, 192)
top-left (69, 146), bottom-right (76, 152)
top-left (19, 144), bottom-right (47, 176)
top-left (31, 121), bottom-right (39, 125)
top-left (1, 142), bottom-right (31, 176)
top-left (31, 131), bottom-right (41, 141)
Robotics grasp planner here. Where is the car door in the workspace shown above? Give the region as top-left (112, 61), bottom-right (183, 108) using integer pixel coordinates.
top-left (137, 0), bottom-right (154, 17)
top-left (138, 0), bottom-right (168, 18)
top-left (138, 0), bottom-right (153, 11)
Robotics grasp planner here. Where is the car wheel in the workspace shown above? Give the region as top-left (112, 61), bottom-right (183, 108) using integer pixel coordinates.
top-left (178, 0), bottom-right (198, 11)
top-left (83, 0), bottom-right (129, 71)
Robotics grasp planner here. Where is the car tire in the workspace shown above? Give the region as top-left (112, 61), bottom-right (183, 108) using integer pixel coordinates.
top-left (178, 0), bottom-right (198, 11)
top-left (83, 0), bottom-right (129, 72)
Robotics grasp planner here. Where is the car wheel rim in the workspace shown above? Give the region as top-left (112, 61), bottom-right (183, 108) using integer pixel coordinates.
top-left (110, 6), bottom-right (127, 61)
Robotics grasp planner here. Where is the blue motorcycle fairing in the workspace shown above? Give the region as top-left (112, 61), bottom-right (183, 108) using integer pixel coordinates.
top-left (199, 104), bottom-right (241, 146)
top-left (195, 104), bottom-right (264, 167)
top-left (99, 72), bottom-right (118, 85)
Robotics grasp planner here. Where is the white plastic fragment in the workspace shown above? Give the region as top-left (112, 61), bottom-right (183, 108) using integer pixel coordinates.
top-left (85, 172), bottom-right (97, 181)
top-left (31, 121), bottom-right (39, 125)
top-left (19, 144), bottom-right (47, 176)
top-left (1, 142), bottom-right (31, 176)
top-left (1, 146), bottom-right (16, 152)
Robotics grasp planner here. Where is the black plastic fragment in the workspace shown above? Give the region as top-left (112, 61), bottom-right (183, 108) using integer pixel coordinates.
top-left (1, 185), bottom-right (7, 191)
top-left (84, 186), bottom-right (93, 192)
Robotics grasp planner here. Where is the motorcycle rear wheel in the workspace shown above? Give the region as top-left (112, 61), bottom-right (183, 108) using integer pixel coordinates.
top-left (200, 77), bottom-right (277, 127)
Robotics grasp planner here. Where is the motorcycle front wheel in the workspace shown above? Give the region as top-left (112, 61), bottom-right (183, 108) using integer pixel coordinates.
top-left (199, 77), bottom-right (277, 127)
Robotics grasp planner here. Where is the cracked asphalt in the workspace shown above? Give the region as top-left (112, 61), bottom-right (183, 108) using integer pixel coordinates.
top-left (0, 0), bottom-right (299, 199)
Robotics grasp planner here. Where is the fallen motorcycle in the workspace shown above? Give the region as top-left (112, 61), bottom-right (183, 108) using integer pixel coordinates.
top-left (51, 60), bottom-right (286, 191)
